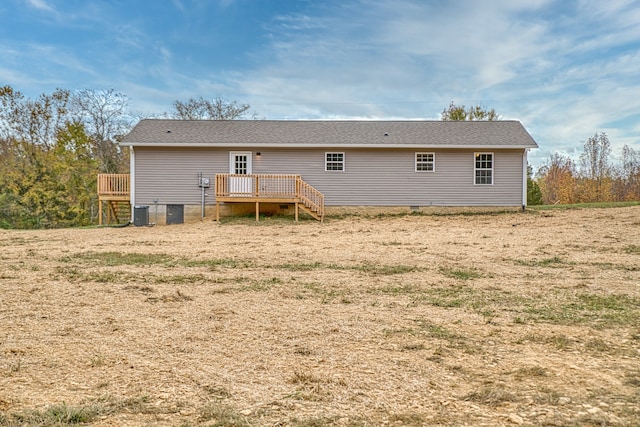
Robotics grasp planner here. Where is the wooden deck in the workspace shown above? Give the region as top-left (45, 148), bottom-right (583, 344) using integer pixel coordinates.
top-left (215, 174), bottom-right (324, 221)
top-left (96, 173), bottom-right (323, 224)
top-left (97, 174), bottom-right (130, 225)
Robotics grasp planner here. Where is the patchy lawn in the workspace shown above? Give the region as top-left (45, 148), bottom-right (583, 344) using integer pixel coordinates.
top-left (1, 207), bottom-right (639, 426)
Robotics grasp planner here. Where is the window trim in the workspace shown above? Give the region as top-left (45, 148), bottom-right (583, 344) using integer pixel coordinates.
top-left (415, 152), bottom-right (435, 172)
top-left (325, 152), bottom-right (345, 172)
top-left (474, 152), bottom-right (494, 185)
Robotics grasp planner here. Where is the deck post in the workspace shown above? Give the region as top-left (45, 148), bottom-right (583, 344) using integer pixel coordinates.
top-left (295, 202), bottom-right (299, 222)
top-left (216, 201), bottom-right (220, 222)
top-left (98, 200), bottom-right (103, 225)
top-left (256, 201), bottom-right (260, 222)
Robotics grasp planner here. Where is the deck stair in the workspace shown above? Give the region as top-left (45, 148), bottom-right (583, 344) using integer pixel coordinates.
top-left (215, 174), bottom-right (324, 222)
top-left (106, 200), bottom-right (131, 225)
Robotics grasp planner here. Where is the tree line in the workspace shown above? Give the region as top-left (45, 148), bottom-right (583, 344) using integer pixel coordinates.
top-left (0, 86), bottom-right (251, 228)
top-left (1, 90), bottom-right (638, 229)
top-left (441, 102), bottom-right (640, 205)
top-left (533, 133), bottom-right (640, 205)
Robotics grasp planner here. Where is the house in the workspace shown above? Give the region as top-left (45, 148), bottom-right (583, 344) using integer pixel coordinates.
top-left (118, 119), bottom-right (538, 224)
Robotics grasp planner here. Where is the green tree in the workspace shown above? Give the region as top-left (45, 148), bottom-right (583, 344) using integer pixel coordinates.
top-left (527, 165), bottom-right (543, 205)
top-left (0, 85), bottom-right (133, 228)
top-left (441, 101), bottom-right (501, 121)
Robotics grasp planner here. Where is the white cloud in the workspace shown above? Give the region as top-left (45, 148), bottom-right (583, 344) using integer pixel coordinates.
top-left (208, 0), bottom-right (638, 168)
top-left (26, 0), bottom-right (54, 12)
top-left (8, 0), bottom-right (638, 170)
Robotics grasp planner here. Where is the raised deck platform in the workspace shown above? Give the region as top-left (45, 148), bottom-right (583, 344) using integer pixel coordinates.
top-left (215, 174), bottom-right (324, 222)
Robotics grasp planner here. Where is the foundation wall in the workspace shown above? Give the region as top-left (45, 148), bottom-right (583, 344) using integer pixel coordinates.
top-left (133, 203), bottom-right (522, 225)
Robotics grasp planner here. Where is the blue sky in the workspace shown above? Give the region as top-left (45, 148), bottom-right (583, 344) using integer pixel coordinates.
top-left (1, 0), bottom-right (639, 169)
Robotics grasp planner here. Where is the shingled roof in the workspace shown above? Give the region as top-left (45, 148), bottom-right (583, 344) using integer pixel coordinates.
top-left (120, 119), bottom-right (538, 149)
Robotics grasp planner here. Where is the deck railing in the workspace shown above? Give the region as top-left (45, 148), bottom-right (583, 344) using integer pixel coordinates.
top-left (98, 174), bottom-right (130, 198)
top-left (215, 174), bottom-right (324, 220)
top-left (297, 179), bottom-right (324, 218)
top-left (215, 174), bottom-right (297, 198)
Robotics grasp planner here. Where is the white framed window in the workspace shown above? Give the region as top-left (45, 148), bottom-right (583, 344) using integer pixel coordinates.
top-left (415, 152), bottom-right (435, 172)
top-left (325, 152), bottom-right (344, 171)
top-left (474, 152), bottom-right (493, 185)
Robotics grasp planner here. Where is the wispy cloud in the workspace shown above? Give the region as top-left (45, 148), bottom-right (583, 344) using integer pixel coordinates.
top-left (26, 0), bottom-right (54, 13)
top-left (3, 0), bottom-right (638, 168)
top-left (221, 0), bottom-right (639, 167)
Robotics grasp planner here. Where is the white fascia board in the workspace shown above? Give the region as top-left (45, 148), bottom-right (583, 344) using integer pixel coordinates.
top-left (119, 142), bottom-right (536, 149)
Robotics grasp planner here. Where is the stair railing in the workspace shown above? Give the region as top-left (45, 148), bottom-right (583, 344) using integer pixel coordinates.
top-left (296, 177), bottom-right (324, 219)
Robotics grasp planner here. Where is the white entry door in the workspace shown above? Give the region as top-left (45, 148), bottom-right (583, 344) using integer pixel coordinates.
top-left (229, 151), bottom-right (253, 196)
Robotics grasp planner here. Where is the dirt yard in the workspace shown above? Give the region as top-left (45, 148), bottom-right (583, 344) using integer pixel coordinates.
top-left (1, 207), bottom-right (639, 426)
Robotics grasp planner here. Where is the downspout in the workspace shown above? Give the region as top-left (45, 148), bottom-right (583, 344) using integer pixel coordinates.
top-left (522, 149), bottom-right (528, 210)
top-left (130, 146), bottom-right (136, 223)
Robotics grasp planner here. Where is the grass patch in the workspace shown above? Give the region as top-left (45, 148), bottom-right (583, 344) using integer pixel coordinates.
top-left (182, 258), bottom-right (254, 269)
top-left (197, 403), bottom-right (250, 426)
top-left (277, 261), bottom-right (417, 275)
top-left (375, 283), bottom-right (423, 296)
top-left (420, 285), bottom-right (474, 308)
top-left (528, 201), bottom-right (640, 211)
top-left (514, 256), bottom-right (567, 267)
top-left (522, 292), bottom-right (640, 327)
top-left (624, 244), bottom-right (640, 255)
top-left (355, 263), bottom-right (418, 275)
top-left (418, 322), bottom-right (462, 340)
top-left (6, 403), bottom-right (99, 425)
top-left (439, 266), bottom-right (482, 280)
top-left (151, 273), bottom-right (209, 284)
top-left (63, 252), bottom-right (254, 269)
top-left (277, 261), bottom-right (338, 272)
top-left (237, 277), bottom-right (283, 292)
top-left (64, 251), bottom-right (176, 266)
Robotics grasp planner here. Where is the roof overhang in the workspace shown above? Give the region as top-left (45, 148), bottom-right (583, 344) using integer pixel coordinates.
top-left (120, 142), bottom-right (537, 150)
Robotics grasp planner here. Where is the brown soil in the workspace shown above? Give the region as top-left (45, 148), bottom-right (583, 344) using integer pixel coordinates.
top-left (1, 207), bottom-right (639, 426)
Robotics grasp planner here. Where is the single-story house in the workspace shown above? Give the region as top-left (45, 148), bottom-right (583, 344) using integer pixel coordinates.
top-left (119, 119), bottom-right (538, 224)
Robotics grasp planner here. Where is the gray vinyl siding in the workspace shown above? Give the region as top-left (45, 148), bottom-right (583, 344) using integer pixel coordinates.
top-left (134, 147), bottom-right (227, 205)
top-left (133, 147), bottom-right (525, 207)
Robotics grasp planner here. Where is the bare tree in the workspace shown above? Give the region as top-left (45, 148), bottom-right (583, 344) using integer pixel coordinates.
top-left (172, 96), bottom-right (252, 120)
top-left (578, 132), bottom-right (612, 201)
top-left (71, 89), bottom-right (133, 173)
top-left (616, 144), bottom-right (640, 200)
top-left (579, 132), bottom-right (611, 180)
top-left (0, 85), bottom-right (71, 149)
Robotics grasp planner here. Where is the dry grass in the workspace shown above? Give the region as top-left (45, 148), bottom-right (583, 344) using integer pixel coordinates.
top-left (1, 206), bottom-right (639, 426)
